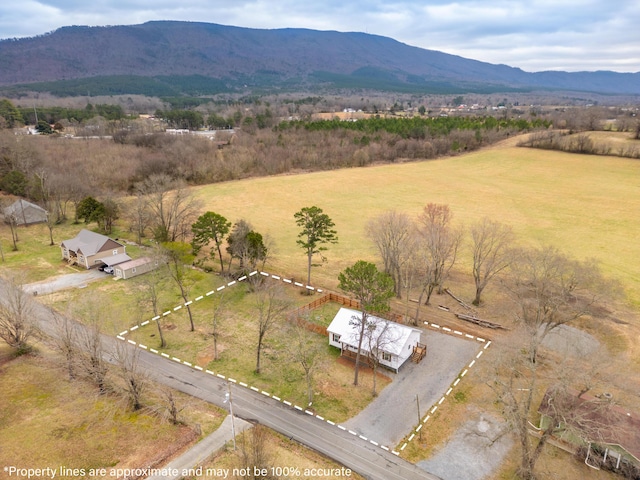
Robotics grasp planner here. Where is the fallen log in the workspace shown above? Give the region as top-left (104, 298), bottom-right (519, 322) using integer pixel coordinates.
top-left (454, 313), bottom-right (507, 330)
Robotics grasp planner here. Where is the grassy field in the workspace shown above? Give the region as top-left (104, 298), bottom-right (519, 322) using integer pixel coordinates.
top-left (0, 346), bottom-right (226, 479)
top-left (190, 141), bottom-right (640, 306)
top-left (44, 274), bottom-right (389, 424)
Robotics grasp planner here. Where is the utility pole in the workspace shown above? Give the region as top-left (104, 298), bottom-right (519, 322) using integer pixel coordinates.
top-left (416, 394), bottom-right (422, 441)
top-left (224, 381), bottom-right (237, 450)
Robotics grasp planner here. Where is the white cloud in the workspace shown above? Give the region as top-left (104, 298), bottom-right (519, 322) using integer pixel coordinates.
top-left (0, 0), bottom-right (638, 72)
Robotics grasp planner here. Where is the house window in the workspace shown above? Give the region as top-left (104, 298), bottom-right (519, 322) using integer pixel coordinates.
top-left (113, 249), bottom-right (119, 255)
top-left (382, 352), bottom-right (392, 362)
top-left (132, 268), bottom-right (136, 273)
top-left (332, 333), bottom-right (341, 343)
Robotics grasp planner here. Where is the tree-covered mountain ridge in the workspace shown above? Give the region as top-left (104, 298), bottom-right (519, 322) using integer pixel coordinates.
top-left (1, 20), bottom-right (638, 95)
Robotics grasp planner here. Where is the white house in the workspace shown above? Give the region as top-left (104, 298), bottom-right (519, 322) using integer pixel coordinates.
top-left (327, 307), bottom-right (422, 372)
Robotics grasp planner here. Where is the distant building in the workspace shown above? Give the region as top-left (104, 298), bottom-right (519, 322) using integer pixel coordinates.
top-left (2, 199), bottom-right (48, 226)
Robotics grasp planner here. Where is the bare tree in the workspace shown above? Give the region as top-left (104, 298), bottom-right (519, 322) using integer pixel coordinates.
top-left (1, 198), bottom-right (20, 251)
top-left (77, 319), bottom-right (109, 394)
top-left (114, 341), bottom-right (148, 411)
top-left (366, 210), bottom-right (414, 297)
top-left (0, 274), bottom-right (36, 354)
top-left (364, 318), bottom-right (400, 397)
top-left (416, 203), bottom-right (463, 305)
top-left (127, 191), bottom-right (152, 244)
top-left (138, 257), bottom-right (168, 348)
top-left (470, 218), bottom-right (515, 305)
top-left (157, 388), bottom-right (186, 425)
top-left (253, 283), bottom-right (291, 374)
top-left (503, 246), bottom-right (611, 364)
top-left (50, 309), bottom-right (79, 380)
top-left (135, 174), bottom-right (200, 242)
top-left (163, 241), bottom-right (196, 332)
top-left (287, 319), bottom-right (324, 405)
top-left (236, 425), bottom-right (275, 479)
top-left (210, 289), bottom-right (229, 361)
top-left (489, 329), bottom-right (614, 480)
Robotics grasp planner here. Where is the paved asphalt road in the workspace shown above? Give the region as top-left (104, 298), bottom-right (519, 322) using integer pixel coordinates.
top-left (19, 282), bottom-right (441, 480)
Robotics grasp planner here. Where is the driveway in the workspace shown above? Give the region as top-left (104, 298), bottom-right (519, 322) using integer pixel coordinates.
top-left (417, 413), bottom-right (512, 480)
top-left (343, 328), bottom-right (481, 447)
top-left (22, 269), bottom-right (108, 295)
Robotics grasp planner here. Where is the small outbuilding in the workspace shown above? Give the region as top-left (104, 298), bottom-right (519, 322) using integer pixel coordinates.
top-left (113, 257), bottom-right (159, 280)
top-left (327, 307), bottom-right (423, 372)
top-left (2, 199), bottom-right (48, 226)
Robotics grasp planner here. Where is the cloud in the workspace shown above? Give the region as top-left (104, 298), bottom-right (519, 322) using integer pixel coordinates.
top-left (0, 0), bottom-right (638, 72)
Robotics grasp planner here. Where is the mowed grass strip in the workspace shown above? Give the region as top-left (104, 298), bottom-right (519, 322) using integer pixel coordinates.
top-left (191, 144), bottom-right (640, 305)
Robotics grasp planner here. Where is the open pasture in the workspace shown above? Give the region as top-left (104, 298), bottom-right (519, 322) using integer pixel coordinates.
top-left (192, 143), bottom-right (640, 305)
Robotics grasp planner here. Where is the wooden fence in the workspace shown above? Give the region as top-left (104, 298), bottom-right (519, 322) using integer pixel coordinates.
top-left (287, 292), bottom-right (405, 337)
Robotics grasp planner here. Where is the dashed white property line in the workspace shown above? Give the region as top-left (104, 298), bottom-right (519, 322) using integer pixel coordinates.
top-left (116, 269), bottom-right (493, 457)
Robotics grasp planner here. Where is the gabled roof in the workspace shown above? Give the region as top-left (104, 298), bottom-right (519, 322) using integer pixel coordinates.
top-left (327, 307), bottom-right (420, 356)
top-left (3, 199), bottom-right (47, 225)
top-left (61, 229), bottom-right (124, 256)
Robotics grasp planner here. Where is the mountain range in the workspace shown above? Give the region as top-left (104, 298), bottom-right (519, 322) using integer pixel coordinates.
top-left (1, 21), bottom-right (638, 96)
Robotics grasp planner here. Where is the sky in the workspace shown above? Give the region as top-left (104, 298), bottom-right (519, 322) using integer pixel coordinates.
top-left (1, 1), bottom-right (639, 73)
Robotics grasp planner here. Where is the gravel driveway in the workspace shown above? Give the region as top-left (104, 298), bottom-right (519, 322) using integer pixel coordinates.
top-left (22, 269), bottom-right (108, 295)
top-left (417, 412), bottom-right (512, 480)
top-left (343, 328), bottom-right (481, 447)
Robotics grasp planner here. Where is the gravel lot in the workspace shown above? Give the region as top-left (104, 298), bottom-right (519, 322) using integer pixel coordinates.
top-left (22, 269), bottom-right (108, 295)
top-left (417, 412), bottom-right (512, 480)
top-left (343, 328), bottom-right (481, 447)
